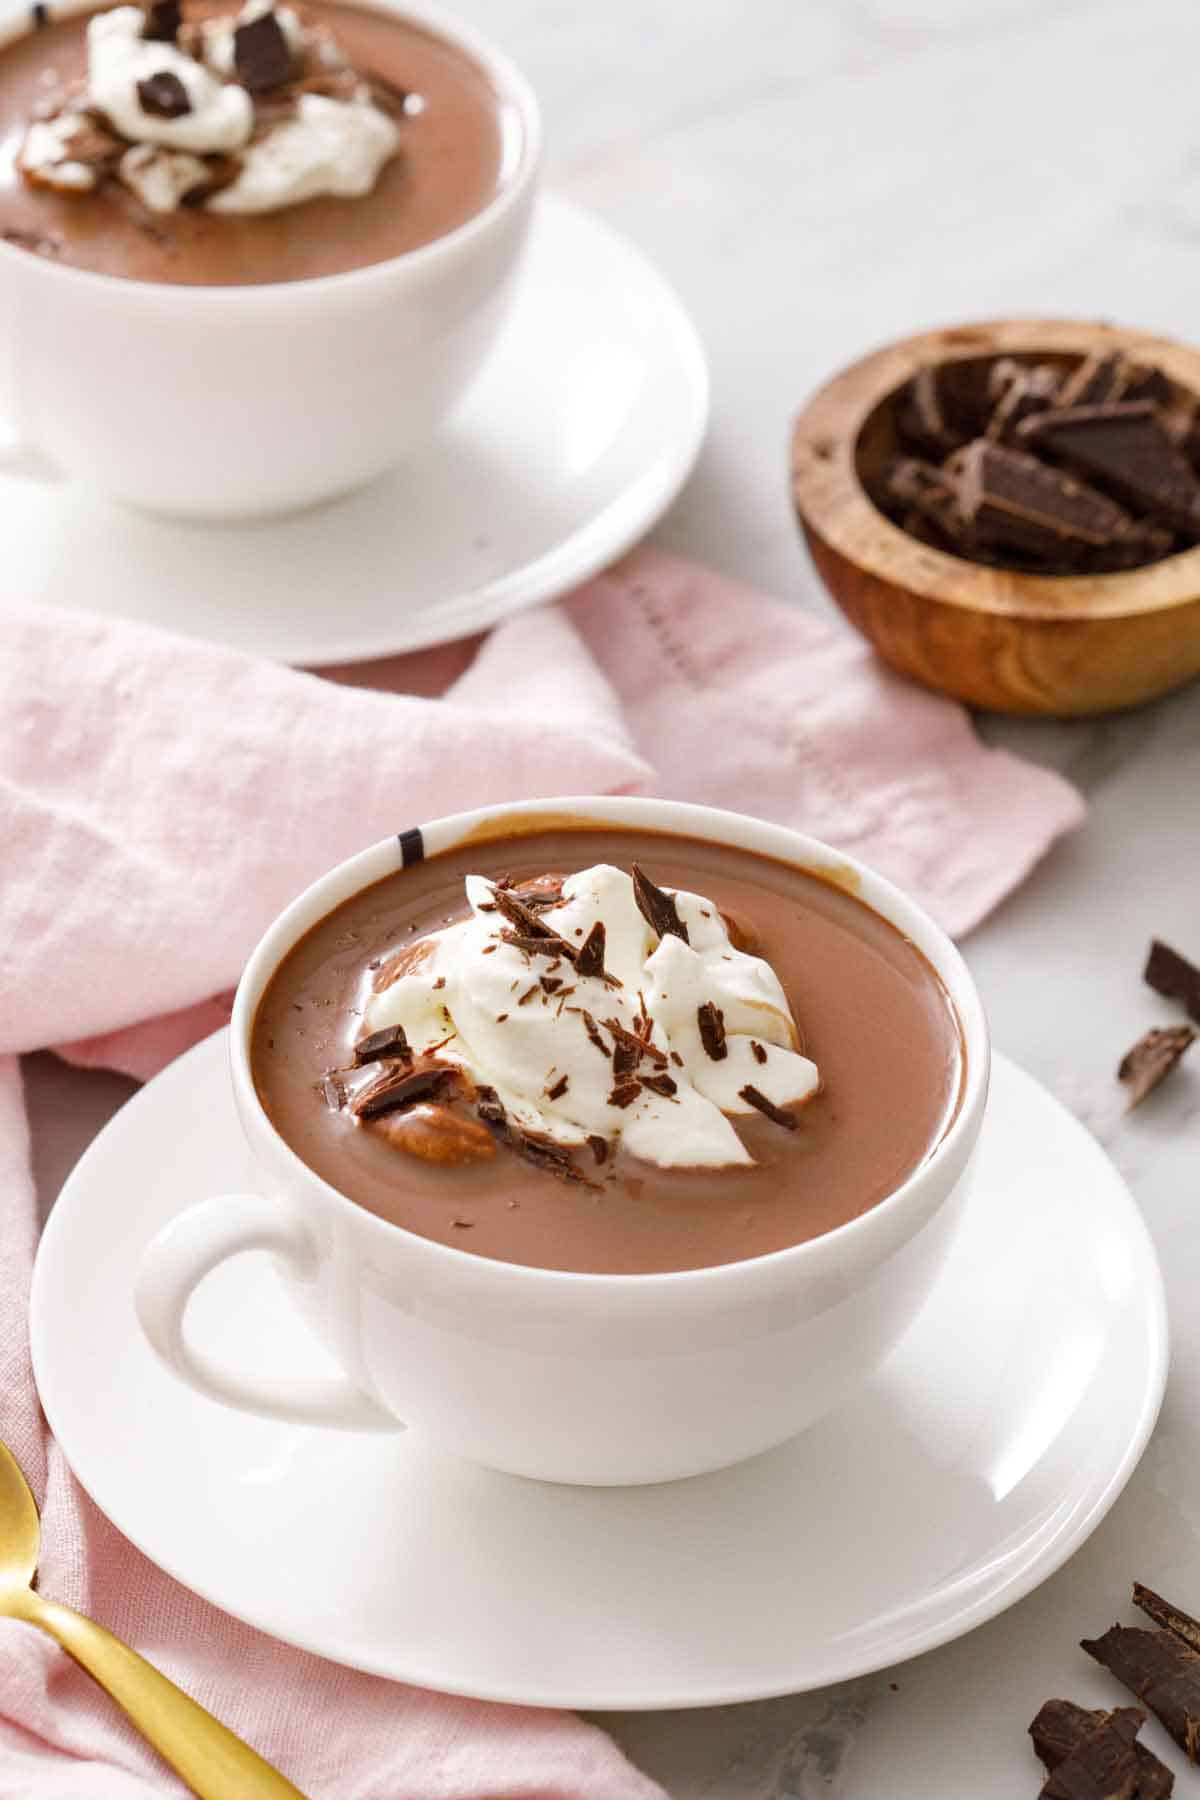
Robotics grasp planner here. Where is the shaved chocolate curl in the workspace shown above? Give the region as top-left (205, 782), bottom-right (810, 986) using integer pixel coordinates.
top-left (1134, 1584), bottom-right (1200, 1654)
top-left (697, 1002), bottom-right (727, 1061)
top-left (739, 1085), bottom-right (798, 1129)
top-left (631, 864), bottom-right (689, 944)
top-left (1144, 939), bottom-right (1200, 1024)
top-left (575, 920), bottom-right (607, 980)
top-left (1038, 1706), bottom-right (1153, 1800)
top-left (608, 1081), bottom-right (641, 1110)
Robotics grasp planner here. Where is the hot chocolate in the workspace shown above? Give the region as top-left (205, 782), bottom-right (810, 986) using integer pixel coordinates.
top-left (251, 828), bottom-right (965, 1275)
top-left (0, 0), bottom-right (511, 283)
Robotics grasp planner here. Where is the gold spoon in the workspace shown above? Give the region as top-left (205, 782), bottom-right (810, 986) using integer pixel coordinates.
top-left (0, 1436), bottom-right (309, 1799)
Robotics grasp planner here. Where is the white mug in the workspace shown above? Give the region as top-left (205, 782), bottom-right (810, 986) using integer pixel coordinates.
top-left (135, 796), bottom-right (990, 1486)
top-left (0, 0), bottom-right (540, 517)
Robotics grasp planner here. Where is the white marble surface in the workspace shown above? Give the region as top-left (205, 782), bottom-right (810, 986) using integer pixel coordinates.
top-left (20, 0), bottom-right (1200, 1791)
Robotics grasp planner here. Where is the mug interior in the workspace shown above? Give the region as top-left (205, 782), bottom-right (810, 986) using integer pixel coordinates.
top-left (229, 796), bottom-right (990, 1287)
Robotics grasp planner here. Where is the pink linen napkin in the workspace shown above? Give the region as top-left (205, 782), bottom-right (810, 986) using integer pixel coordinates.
top-left (0, 549), bottom-right (1084, 1798)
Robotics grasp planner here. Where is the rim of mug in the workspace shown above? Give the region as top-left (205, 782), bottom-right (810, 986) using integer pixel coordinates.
top-left (229, 795), bottom-right (992, 1290)
top-left (0, 0), bottom-right (542, 301)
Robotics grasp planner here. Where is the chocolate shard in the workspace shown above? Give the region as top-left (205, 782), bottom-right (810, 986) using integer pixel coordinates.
top-left (141, 0), bottom-right (180, 40)
top-left (607, 1080), bottom-right (641, 1109)
top-left (545, 1073), bottom-right (569, 1102)
top-left (1121, 363), bottom-right (1176, 411)
top-left (575, 920), bottom-right (607, 981)
top-left (232, 9), bottom-right (294, 91)
top-left (1018, 403), bottom-right (1200, 538)
top-left (475, 1084), bottom-right (596, 1187)
top-left (640, 1071), bottom-right (678, 1097)
top-left (604, 1015), bottom-right (668, 1067)
top-left (1082, 1624), bottom-right (1200, 1761)
top-left (1117, 1025), bottom-right (1196, 1109)
top-left (897, 363), bottom-right (989, 458)
top-left (1144, 940), bottom-right (1200, 1024)
top-left (354, 1024), bottom-right (412, 1066)
top-left (631, 865), bottom-right (689, 944)
top-left (1030, 1698), bottom-right (1174, 1798)
top-left (739, 1084), bottom-right (798, 1129)
top-left (697, 1002), bottom-right (727, 1061)
top-left (1039, 1706), bottom-right (1151, 1800)
top-left (885, 457), bottom-right (972, 548)
top-left (579, 1009), bottom-right (610, 1056)
top-left (1057, 352), bottom-right (1131, 410)
top-left (1135, 1584), bottom-right (1200, 1654)
top-left (945, 439), bottom-right (1140, 558)
top-left (351, 1063), bottom-right (458, 1120)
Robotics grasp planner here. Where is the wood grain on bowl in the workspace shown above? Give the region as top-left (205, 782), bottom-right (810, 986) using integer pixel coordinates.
top-left (791, 318), bottom-right (1200, 715)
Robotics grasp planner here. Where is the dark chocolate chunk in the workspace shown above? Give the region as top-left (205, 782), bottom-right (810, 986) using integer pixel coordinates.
top-left (946, 439), bottom-right (1141, 558)
top-left (233, 9), bottom-right (295, 91)
top-left (697, 1002), bottom-right (727, 1061)
top-left (1083, 1624), bottom-right (1200, 1761)
top-left (1117, 1025), bottom-right (1196, 1109)
top-left (575, 920), bottom-right (607, 980)
top-left (1030, 1699), bottom-right (1174, 1797)
top-left (545, 1073), bottom-right (569, 1101)
top-left (354, 1024), bottom-right (412, 1066)
top-left (1057, 352), bottom-right (1130, 410)
top-left (738, 1085), bottom-right (798, 1129)
top-left (501, 928), bottom-right (578, 961)
top-left (1018, 403), bottom-right (1200, 537)
top-left (352, 1064), bottom-right (457, 1119)
top-left (1040, 1706), bottom-right (1148, 1800)
top-left (750, 1040), bottom-right (768, 1065)
top-left (137, 68), bottom-right (191, 117)
top-left (885, 458), bottom-right (971, 548)
top-left (640, 1072), bottom-right (678, 1097)
top-left (1135, 1584), bottom-right (1200, 1654)
top-left (141, 0), bottom-right (179, 39)
top-left (603, 1016), bottom-right (668, 1067)
top-left (631, 865), bottom-right (689, 944)
top-left (1144, 940), bottom-right (1200, 1024)
top-left (612, 1040), bottom-right (639, 1079)
top-left (1122, 363), bottom-right (1176, 411)
top-left (897, 363), bottom-right (989, 458)
top-left (608, 1081), bottom-right (641, 1109)
top-left (587, 1133), bottom-right (609, 1165)
top-left (540, 976), bottom-right (562, 994)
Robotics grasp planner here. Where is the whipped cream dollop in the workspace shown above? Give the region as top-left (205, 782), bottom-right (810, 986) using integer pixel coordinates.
top-left (361, 864), bottom-right (820, 1172)
top-left (18, 0), bottom-right (401, 214)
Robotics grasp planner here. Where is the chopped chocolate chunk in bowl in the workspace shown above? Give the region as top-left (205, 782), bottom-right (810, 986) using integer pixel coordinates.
top-left (792, 319), bottom-right (1200, 713)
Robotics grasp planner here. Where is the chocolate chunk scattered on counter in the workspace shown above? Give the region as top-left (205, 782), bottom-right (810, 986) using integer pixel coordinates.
top-left (1117, 1025), bottom-right (1195, 1109)
top-left (1082, 1623), bottom-right (1200, 1761)
top-left (738, 1085), bottom-right (797, 1129)
top-left (1144, 940), bottom-right (1200, 1023)
top-left (142, 0), bottom-right (180, 40)
top-left (1030, 1699), bottom-right (1174, 1798)
top-left (354, 1023), bottom-right (412, 1065)
top-left (697, 1002), bottom-right (727, 1061)
top-left (575, 920), bottom-right (607, 980)
top-left (1019, 403), bottom-right (1200, 537)
top-left (1134, 1583), bottom-right (1200, 1654)
top-left (232, 8), bottom-right (294, 90)
top-left (631, 864), bottom-right (689, 944)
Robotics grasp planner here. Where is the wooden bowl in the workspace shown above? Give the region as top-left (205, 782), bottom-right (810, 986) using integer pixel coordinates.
top-left (790, 318), bottom-right (1200, 715)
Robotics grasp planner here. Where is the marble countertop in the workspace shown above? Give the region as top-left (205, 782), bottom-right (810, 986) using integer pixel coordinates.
top-left (23, 0), bottom-right (1200, 1792)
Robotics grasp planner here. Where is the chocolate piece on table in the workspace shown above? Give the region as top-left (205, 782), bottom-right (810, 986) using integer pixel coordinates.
top-left (233, 9), bottom-right (295, 91)
top-left (1144, 940), bottom-right (1200, 1024)
top-left (136, 70), bottom-right (191, 116)
top-left (946, 440), bottom-right (1139, 560)
top-left (1082, 1624), bottom-right (1200, 1761)
top-left (1039, 1707), bottom-right (1152, 1800)
top-left (1030, 1699), bottom-right (1175, 1798)
top-left (1117, 1025), bottom-right (1196, 1109)
top-left (1135, 1584), bottom-right (1200, 1654)
top-left (1018, 403), bottom-right (1200, 537)
top-left (142, 0), bottom-right (180, 40)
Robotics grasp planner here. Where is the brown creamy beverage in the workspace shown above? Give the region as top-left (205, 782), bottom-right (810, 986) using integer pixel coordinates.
top-left (251, 830), bottom-right (965, 1276)
top-left (0, 0), bottom-right (509, 284)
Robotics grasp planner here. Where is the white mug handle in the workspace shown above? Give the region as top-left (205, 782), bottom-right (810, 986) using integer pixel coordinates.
top-left (134, 1193), bottom-right (398, 1431)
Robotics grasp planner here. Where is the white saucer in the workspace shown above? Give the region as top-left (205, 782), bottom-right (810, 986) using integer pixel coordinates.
top-left (6, 195), bottom-right (707, 666)
top-left (31, 1037), bottom-right (1166, 1711)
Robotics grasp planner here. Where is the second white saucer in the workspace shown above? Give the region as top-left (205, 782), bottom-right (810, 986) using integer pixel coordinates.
top-left (30, 1037), bottom-right (1166, 1710)
top-left (6, 194), bottom-right (708, 666)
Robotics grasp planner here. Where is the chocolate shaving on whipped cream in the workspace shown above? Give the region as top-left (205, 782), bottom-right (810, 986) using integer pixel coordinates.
top-left (16, 0), bottom-right (403, 214)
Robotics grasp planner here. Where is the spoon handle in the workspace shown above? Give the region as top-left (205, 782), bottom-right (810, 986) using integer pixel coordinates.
top-left (15, 1590), bottom-right (309, 1798)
